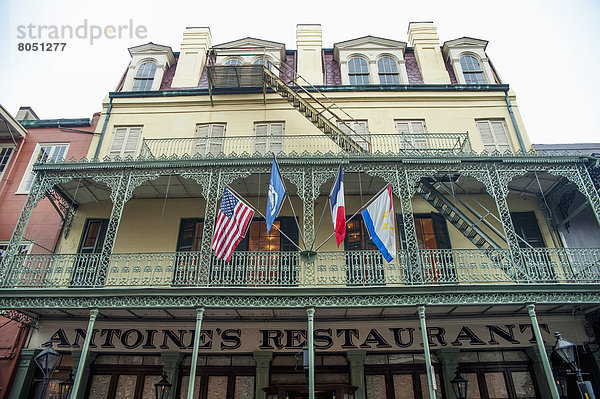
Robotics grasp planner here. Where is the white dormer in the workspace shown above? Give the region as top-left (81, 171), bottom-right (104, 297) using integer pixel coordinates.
top-left (442, 37), bottom-right (497, 84)
top-left (212, 37), bottom-right (286, 71)
top-left (122, 43), bottom-right (175, 91)
top-left (333, 36), bottom-right (408, 85)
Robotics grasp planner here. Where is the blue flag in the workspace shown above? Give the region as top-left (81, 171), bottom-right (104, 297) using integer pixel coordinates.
top-left (266, 157), bottom-right (286, 234)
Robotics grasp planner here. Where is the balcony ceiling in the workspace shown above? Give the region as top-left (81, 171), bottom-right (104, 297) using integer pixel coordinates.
top-left (25, 303), bottom-right (598, 323)
top-left (55, 169), bottom-right (565, 206)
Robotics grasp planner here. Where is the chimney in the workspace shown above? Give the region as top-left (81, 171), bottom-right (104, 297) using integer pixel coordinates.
top-left (407, 22), bottom-right (450, 84)
top-left (15, 106), bottom-right (39, 121)
top-left (171, 27), bottom-right (212, 88)
top-left (296, 24), bottom-right (323, 85)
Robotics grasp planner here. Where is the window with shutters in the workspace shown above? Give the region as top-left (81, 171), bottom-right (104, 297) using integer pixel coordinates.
top-left (476, 120), bottom-right (512, 153)
top-left (195, 123), bottom-right (225, 156)
top-left (395, 120), bottom-right (428, 150)
top-left (254, 122), bottom-right (284, 155)
top-left (337, 120), bottom-right (370, 152)
top-left (0, 145), bottom-right (15, 181)
top-left (17, 143), bottom-right (69, 194)
top-left (108, 127), bottom-right (142, 159)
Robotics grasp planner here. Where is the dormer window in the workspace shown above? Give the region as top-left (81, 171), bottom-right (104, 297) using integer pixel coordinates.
top-left (377, 57), bottom-right (400, 85)
top-left (460, 55), bottom-right (485, 84)
top-left (132, 61), bottom-right (157, 91)
top-left (348, 57), bottom-right (369, 85)
top-left (253, 57), bottom-right (273, 71)
top-left (224, 58), bottom-right (243, 66)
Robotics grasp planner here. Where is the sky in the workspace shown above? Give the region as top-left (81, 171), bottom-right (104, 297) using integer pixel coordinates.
top-left (1, 0), bottom-right (599, 144)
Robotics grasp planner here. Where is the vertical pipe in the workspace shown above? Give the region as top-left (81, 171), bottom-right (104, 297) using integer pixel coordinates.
top-left (307, 307), bottom-right (315, 399)
top-left (526, 304), bottom-right (560, 399)
top-left (71, 308), bottom-right (98, 398)
top-left (418, 305), bottom-right (436, 399)
top-left (187, 307), bottom-right (205, 399)
top-left (504, 91), bottom-right (528, 154)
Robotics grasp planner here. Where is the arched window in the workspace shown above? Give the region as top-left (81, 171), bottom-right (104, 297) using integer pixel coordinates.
top-left (132, 61), bottom-right (157, 91)
top-left (253, 57), bottom-right (273, 71)
top-left (460, 55), bottom-right (485, 84)
top-left (224, 58), bottom-right (243, 66)
top-left (348, 57), bottom-right (369, 85)
top-left (377, 57), bottom-right (400, 84)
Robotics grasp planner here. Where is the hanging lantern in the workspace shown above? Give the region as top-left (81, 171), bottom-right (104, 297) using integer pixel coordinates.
top-left (59, 372), bottom-right (75, 399)
top-left (34, 339), bottom-right (61, 378)
top-left (553, 332), bottom-right (577, 367)
top-left (154, 372), bottom-right (172, 399)
top-left (450, 370), bottom-right (468, 399)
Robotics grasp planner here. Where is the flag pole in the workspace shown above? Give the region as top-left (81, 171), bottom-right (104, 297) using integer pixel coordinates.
top-left (310, 196), bottom-right (331, 250)
top-left (225, 184), bottom-right (303, 252)
top-left (314, 183), bottom-right (392, 252)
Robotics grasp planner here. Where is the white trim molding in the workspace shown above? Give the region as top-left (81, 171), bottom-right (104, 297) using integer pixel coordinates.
top-left (442, 37), bottom-right (497, 84)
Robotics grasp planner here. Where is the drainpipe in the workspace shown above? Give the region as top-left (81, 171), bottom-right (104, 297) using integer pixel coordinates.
top-left (93, 97), bottom-right (113, 160)
top-left (504, 91), bottom-right (528, 154)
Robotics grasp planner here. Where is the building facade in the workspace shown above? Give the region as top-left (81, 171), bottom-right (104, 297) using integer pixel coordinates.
top-left (2, 23), bottom-right (600, 399)
top-left (0, 106), bottom-right (97, 398)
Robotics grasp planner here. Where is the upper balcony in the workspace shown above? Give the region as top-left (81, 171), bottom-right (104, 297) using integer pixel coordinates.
top-left (137, 132), bottom-right (473, 161)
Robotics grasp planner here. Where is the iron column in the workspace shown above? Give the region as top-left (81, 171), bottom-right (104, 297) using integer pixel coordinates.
top-left (71, 308), bottom-right (98, 398)
top-left (527, 304), bottom-right (560, 399)
top-left (188, 307), bottom-right (205, 399)
top-left (418, 305), bottom-right (436, 399)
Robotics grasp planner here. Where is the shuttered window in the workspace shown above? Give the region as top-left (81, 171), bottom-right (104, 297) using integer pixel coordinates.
top-left (395, 120), bottom-right (427, 150)
top-left (18, 144), bottom-right (69, 193)
top-left (0, 146), bottom-right (15, 180)
top-left (254, 122), bottom-right (284, 155)
top-left (195, 124), bottom-right (225, 156)
top-left (476, 120), bottom-right (512, 153)
top-left (337, 120), bottom-right (370, 152)
top-left (108, 127), bottom-right (142, 159)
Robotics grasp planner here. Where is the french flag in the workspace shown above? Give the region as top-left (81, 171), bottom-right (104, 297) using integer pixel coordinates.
top-left (330, 163), bottom-right (346, 246)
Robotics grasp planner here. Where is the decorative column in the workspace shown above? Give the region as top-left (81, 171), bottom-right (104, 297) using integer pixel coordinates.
top-left (418, 306), bottom-right (436, 399)
top-left (197, 169), bottom-right (221, 286)
top-left (6, 348), bottom-right (37, 399)
top-left (398, 167), bottom-right (421, 283)
top-left (487, 165), bottom-right (528, 281)
top-left (437, 348), bottom-right (460, 399)
top-left (346, 351), bottom-right (366, 399)
top-left (0, 173), bottom-right (52, 285)
top-left (71, 351), bottom-right (98, 399)
top-left (307, 307), bottom-right (315, 399)
top-left (253, 351), bottom-right (273, 399)
top-left (188, 307), bottom-right (205, 399)
top-left (161, 353), bottom-right (184, 399)
top-left (526, 304), bottom-right (559, 399)
top-left (525, 345), bottom-right (555, 399)
top-left (71, 308), bottom-right (99, 398)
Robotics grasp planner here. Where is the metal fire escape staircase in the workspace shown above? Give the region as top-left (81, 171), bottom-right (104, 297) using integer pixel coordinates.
top-left (416, 178), bottom-right (532, 281)
top-left (207, 63), bottom-right (368, 154)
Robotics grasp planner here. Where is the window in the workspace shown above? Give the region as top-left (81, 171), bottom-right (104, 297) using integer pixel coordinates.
top-left (476, 120), bottom-right (512, 153)
top-left (395, 120), bottom-right (427, 150)
top-left (195, 124), bottom-right (225, 156)
top-left (132, 61), bottom-right (157, 91)
top-left (254, 122), bottom-right (284, 155)
top-left (377, 57), bottom-right (400, 84)
top-left (460, 55), bottom-right (485, 84)
top-left (510, 212), bottom-right (545, 248)
top-left (348, 57), bottom-right (370, 85)
top-left (0, 145), bottom-right (15, 181)
top-left (344, 216), bottom-right (385, 285)
top-left (108, 127), bottom-right (142, 159)
top-left (72, 219), bottom-right (109, 286)
top-left (253, 57), bottom-right (273, 71)
top-left (224, 58), bottom-right (243, 66)
top-left (18, 144), bottom-right (69, 193)
top-left (176, 219), bottom-right (203, 252)
top-left (337, 120), bottom-right (370, 152)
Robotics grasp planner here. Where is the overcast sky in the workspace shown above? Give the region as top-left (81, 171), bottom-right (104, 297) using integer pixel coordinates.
top-left (1, 0), bottom-right (599, 144)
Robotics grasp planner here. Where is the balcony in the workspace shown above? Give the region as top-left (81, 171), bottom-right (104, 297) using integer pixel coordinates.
top-left (138, 133), bottom-right (472, 160)
top-left (2, 248), bottom-right (599, 289)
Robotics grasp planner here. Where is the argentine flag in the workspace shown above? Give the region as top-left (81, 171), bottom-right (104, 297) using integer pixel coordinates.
top-left (361, 185), bottom-right (396, 262)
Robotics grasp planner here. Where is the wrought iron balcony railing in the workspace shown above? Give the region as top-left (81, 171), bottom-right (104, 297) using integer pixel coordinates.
top-left (138, 133), bottom-right (472, 160)
top-left (2, 248), bottom-right (599, 289)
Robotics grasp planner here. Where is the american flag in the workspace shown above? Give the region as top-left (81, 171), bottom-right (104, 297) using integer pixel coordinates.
top-left (211, 187), bottom-right (254, 261)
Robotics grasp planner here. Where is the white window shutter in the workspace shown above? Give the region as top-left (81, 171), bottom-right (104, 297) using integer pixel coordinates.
top-left (269, 123), bottom-right (284, 154)
top-left (254, 123), bottom-right (268, 154)
top-left (195, 124), bottom-right (210, 155)
top-left (491, 121), bottom-right (511, 152)
top-left (123, 127), bottom-right (141, 158)
top-left (477, 121), bottom-right (496, 152)
top-left (109, 128), bottom-right (128, 158)
top-left (109, 127), bottom-right (141, 159)
top-left (208, 124), bottom-right (226, 155)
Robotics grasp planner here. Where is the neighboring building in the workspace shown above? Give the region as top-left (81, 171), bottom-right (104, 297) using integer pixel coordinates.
top-left (0, 106), bottom-right (97, 398)
top-left (2, 23), bottom-right (600, 399)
